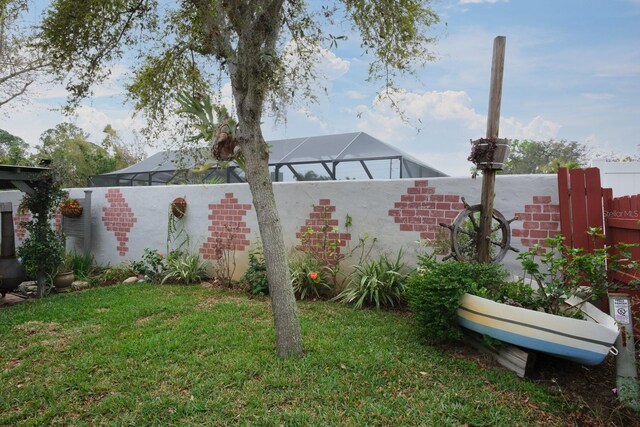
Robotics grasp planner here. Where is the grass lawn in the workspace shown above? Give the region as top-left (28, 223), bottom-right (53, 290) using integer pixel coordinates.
top-left (0, 284), bottom-right (611, 425)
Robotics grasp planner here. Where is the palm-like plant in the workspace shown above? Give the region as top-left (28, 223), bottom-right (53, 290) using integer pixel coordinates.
top-left (334, 250), bottom-right (408, 309)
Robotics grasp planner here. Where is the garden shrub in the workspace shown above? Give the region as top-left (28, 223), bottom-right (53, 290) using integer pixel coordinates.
top-left (289, 252), bottom-right (331, 300)
top-left (518, 228), bottom-right (639, 316)
top-left (241, 247), bottom-right (269, 296)
top-left (97, 263), bottom-right (137, 286)
top-left (161, 251), bottom-right (210, 284)
top-left (130, 248), bottom-right (165, 282)
top-left (334, 250), bottom-right (409, 309)
top-left (406, 260), bottom-right (509, 342)
top-left (65, 251), bottom-right (96, 280)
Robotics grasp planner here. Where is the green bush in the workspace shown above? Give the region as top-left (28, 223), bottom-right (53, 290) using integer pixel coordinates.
top-left (97, 263), bottom-right (137, 286)
top-left (241, 247), bottom-right (269, 296)
top-left (289, 252), bottom-right (330, 300)
top-left (518, 228), bottom-right (640, 315)
top-left (65, 251), bottom-right (96, 280)
top-left (334, 250), bottom-right (408, 309)
top-left (161, 251), bottom-right (210, 285)
top-left (406, 261), bottom-right (509, 342)
top-left (130, 248), bottom-right (165, 282)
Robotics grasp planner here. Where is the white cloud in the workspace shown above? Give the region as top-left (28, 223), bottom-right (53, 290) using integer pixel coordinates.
top-left (74, 105), bottom-right (145, 142)
top-left (345, 90), bottom-right (366, 100)
top-left (351, 90), bottom-right (485, 142)
top-left (592, 63), bottom-right (640, 78)
top-left (29, 64), bottom-right (130, 100)
top-left (348, 89), bottom-right (561, 143)
top-left (315, 48), bottom-right (350, 81)
top-left (500, 115), bottom-right (561, 140)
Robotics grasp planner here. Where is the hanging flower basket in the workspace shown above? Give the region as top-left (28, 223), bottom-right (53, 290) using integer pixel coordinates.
top-left (59, 198), bottom-right (83, 218)
top-left (60, 206), bottom-right (83, 218)
top-left (468, 138), bottom-right (510, 170)
top-left (171, 197), bottom-right (187, 218)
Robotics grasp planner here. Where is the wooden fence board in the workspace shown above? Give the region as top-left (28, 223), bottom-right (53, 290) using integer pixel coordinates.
top-left (569, 169), bottom-right (589, 249)
top-left (585, 167), bottom-right (604, 251)
top-left (557, 168), bottom-right (572, 245)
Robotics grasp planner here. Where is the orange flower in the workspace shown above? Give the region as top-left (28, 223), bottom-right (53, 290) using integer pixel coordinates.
top-left (60, 197), bottom-right (79, 209)
top-left (309, 271), bottom-right (318, 281)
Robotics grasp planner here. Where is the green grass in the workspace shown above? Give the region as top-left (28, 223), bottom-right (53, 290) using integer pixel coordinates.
top-left (0, 284), bottom-right (580, 425)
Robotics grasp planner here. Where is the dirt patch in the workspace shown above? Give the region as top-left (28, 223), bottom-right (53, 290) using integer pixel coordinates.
top-left (14, 321), bottom-right (62, 335)
top-left (445, 342), bottom-right (638, 425)
top-left (196, 294), bottom-right (262, 310)
top-left (0, 293), bottom-right (29, 307)
top-left (530, 354), bottom-right (637, 426)
top-left (135, 315), bottom-right (153, 326)
top-left (4, 358), bottom-right (21, 370)
top-left (12, 321), bottom-right (76, 351)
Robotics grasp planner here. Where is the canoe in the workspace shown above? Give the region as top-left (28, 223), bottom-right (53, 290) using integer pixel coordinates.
top-left (457, 293), bottom-right (620, 365)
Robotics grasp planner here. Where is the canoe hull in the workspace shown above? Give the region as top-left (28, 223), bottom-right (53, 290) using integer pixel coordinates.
top-left (457, 293), bottom-right (619, 365)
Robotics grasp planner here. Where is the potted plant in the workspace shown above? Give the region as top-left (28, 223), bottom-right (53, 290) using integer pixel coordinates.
top-left (53, 253), bottom-right (75, 291)
top-left (468, 137), bottom-right (510, 170)
top-left (170, 197), bottom-right (187, 218)
top-left (17, 173), bottom-right (66, 298)
top-left (60, 197), bottom-right (83, 218)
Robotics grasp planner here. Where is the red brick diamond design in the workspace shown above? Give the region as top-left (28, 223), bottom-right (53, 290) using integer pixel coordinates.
top-left (511, 196), bottom-right (560, 250)
top-left (295, 199), bottom-right (351, 266)
top-left (54, 210), bottom-right (62, 230)
top-left (200, 193), bottom-right (252, 260)
top-left (13, 211), bottom-right (31, 241)
top-left (388, 180), bottom-right (464, 241)
top-left (102, 189), bottom-right (137, 256)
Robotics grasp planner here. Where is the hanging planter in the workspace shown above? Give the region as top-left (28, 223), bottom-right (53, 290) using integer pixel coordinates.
top-left (212, 118), bottom-right (240, 161)
top-left (468, 138), bottom-right (510, 170)
top-left (59, 198), bottom-right (83, 218)
top-left (171, 197), bottom-right (187, 218)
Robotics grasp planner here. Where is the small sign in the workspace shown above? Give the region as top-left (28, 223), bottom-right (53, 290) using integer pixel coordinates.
top-left (613, 298), bottom-right (631, 324)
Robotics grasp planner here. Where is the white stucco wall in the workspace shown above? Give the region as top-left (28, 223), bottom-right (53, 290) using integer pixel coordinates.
top-left (0, 175), bottom-right (559, 279)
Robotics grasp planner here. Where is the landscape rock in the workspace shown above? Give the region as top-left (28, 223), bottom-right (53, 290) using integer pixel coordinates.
top-left (18, 281), bottom-right (38, 294)
top-left (71, 281), bottom-right (90, 291)
top-left (123, 276), bottom-right (139, 284)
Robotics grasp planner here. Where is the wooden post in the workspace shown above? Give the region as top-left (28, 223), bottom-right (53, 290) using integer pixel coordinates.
top-left (478, 36), bottom-right (506, 263)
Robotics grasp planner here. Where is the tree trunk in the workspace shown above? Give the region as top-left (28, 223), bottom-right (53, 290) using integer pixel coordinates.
top-left (36, 270), bottom-right (47, 299)
top-left (238, 122), bottom-right (303, 359)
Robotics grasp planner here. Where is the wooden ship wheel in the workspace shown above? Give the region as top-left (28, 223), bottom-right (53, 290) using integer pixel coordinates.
top-left (440, 198), bottom-right (519, 263)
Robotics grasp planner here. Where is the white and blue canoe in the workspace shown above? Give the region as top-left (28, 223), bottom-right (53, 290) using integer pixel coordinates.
top-left (457, 293), bottom-right (620, 366)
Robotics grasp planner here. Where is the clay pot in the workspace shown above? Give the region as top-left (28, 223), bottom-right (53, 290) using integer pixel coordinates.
top-left (53, 271), bottom-right (74, 290)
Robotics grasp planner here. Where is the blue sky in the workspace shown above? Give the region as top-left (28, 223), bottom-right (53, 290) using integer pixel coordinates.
top-left (2, 0), bottom-right (639, 176)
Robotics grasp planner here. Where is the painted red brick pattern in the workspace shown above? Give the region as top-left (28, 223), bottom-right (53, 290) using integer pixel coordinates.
top-left (388, 180), bottom-right (464, 241)
top-left (296, 199), bottom-right (351, 265)
top-left (13, 211), bottom-right (31, 241)
top-left (102, 189), bottom-right (137, 256)
top-left (200, 193), bottom-right (252, 260)
top-left (512, 196), bottom-right (560, 250)
top-left (54, 210), bottom-right (62, 230)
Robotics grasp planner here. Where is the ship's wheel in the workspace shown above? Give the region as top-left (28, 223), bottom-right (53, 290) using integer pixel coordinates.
top-left (440, 198), bottom-right (519, 263)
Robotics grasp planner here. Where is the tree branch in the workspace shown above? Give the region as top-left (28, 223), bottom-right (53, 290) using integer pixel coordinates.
top-left (0, 60), bottom-right (49, 85)
top-left (0, 79), bottom-right (32, 107)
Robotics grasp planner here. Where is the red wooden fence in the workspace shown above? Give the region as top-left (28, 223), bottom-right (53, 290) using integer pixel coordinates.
top-left (604, 192), bottom-right (640, 285)
top-left (557, 167), bottom-right (640, 319)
